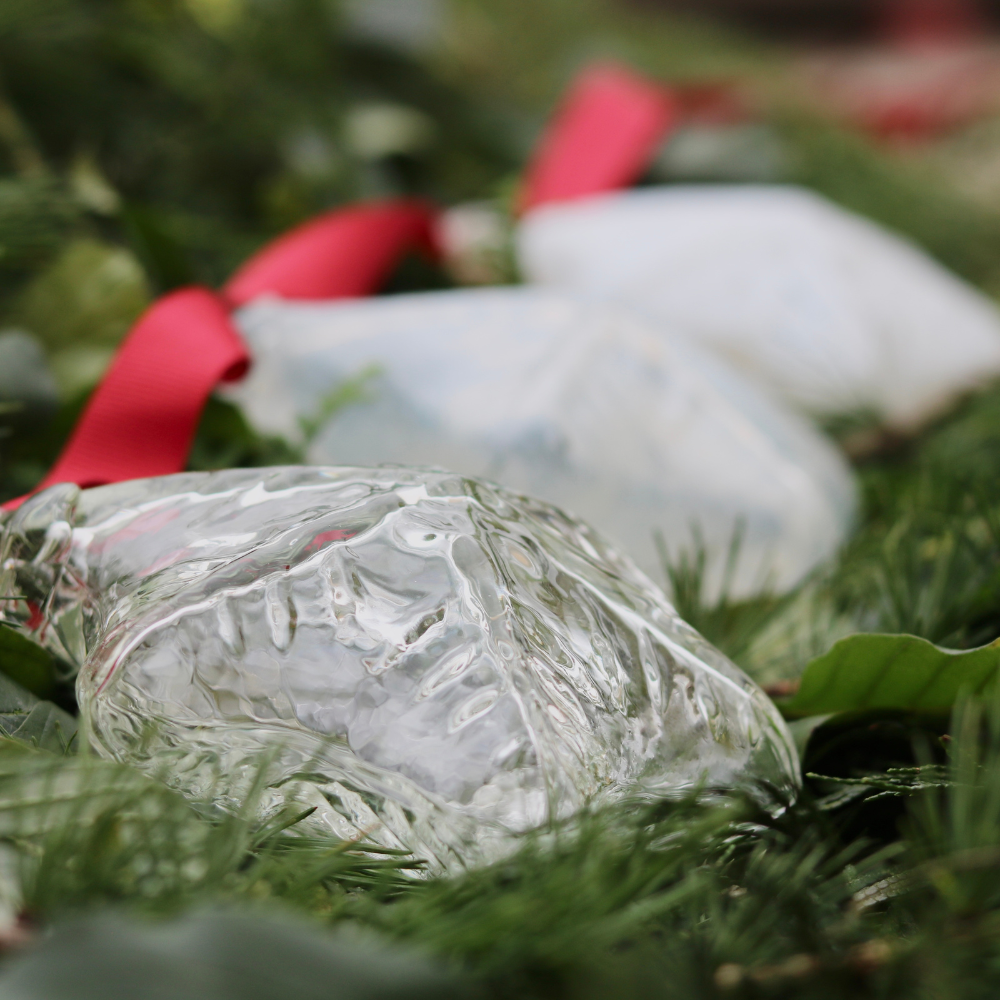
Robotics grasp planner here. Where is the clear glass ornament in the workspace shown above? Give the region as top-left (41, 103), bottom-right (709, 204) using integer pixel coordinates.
top-left (1, 467), bottom-right (797, 871)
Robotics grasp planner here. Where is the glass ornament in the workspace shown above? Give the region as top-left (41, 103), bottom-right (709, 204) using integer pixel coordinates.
top-left (1, 467), bottom-right (797, 871)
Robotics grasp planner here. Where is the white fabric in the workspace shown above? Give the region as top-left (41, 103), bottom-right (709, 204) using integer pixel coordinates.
top-left (227, 288), bottom-right (856, 597)
top-left (517, 185), bottom-right (1000, 428)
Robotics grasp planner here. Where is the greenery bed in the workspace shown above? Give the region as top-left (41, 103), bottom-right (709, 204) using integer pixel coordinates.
top-left (5, 2), bottom-right (1000, 997)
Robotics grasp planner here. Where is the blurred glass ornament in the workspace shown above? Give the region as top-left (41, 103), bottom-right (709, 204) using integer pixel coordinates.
top-left (224, 287), bottom-right (857, 598)
top-left (0, 330), bottom-right (59, 416)
top-left (517, 185), bottom-right (1000, 430)
top-left (1, 467), bottom-right (797, 871)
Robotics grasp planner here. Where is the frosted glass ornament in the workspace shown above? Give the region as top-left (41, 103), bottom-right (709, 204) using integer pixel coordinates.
top-left (517, 185), bottom-right (1000, 429)
top-left (224, 287), bottom-right (856, 597)
top-left (0, 468), bottom-right (797, 871)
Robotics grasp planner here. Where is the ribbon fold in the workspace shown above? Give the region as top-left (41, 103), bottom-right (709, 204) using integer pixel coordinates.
top-left (224, 200), bottom-right (439, 306)
top-left (518, 63), bottom-right (677, 214)
top-left (30, 288), bottom-right (248, 494)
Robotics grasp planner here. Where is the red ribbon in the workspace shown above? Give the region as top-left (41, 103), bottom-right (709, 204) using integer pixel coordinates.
top-left (3, 199), bottom-right (438, 510)
top-left (223, 200), bottom-right (439, 306)
top-left (6, 64), bottom-right (677, 511)
top-left (518, 63), bottom-right (677, 214)
top-left (27, 288), bottom-right (248, 494)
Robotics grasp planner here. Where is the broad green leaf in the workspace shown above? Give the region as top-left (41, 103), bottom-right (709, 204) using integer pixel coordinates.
top-left (0, 626), bottom-right (56, 699)
top-left (0, 671), bottom-right (38, 716)
top-left (5, 702), bottom-right (78, 754)
top-left (783, 633), bottom-right (1000, 718)
top-left (0, 667), bottom-right (77, 753)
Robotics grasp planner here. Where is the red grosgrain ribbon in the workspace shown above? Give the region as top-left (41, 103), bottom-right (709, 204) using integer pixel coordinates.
top-left (3, 199), bottom-right (439, 510)
top-left (21, 288), bottom-right (248, 498)
top-left (224, 200), bottom-right (439, 305)
top-left (518, 63), bottom-right (677, 214)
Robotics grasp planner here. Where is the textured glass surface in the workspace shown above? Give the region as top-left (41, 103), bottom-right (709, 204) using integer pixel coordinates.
top-left (1, 467), bottom-right (797, 870)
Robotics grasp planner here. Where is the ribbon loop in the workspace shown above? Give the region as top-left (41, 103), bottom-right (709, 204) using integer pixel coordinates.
top-left (8, 72), bottom-right (676, 509)
top-left (518, 63), bottom-right (677, 214)
top-left (25, 288), bottom-right (248, 497)
top-left (224, 199), bottom-right (440, 306)
top-left (3, 199), bottom-right (443, 509)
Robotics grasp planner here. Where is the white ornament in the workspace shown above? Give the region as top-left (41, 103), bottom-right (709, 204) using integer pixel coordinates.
top-left (225, 287), bottom-right (856, 597)
top-left (518, 185), bottom-right (1000, 429)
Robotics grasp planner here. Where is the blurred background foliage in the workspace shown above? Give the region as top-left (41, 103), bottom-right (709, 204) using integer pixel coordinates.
top-left (2, 0), bottom-right (999, 324)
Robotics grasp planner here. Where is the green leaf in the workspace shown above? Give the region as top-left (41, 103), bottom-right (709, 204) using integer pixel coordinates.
top-left (0, 666), bottom-right (77, 753)
top-left (4, 701), bottom-right (78, 754)
top-left (783, 633), bottom-right (1000, 718)
top-left (0, 625), bottom-right (56, 699)
top-left (187, 397), bottom-right (302, 472)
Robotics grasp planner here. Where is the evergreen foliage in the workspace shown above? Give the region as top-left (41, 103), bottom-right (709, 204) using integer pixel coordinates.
top-left (5, 1), bottom-right (1000, 996)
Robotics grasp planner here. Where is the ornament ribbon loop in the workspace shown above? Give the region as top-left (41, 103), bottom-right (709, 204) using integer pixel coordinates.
top-left (223, 199), bottom-right (440, 306)
top-left (518, 63), bottom-right (677, 214)
top-left (24, 288), bottom-right (247, 498)
top-left (4, 199), bottom-right (438, 509)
